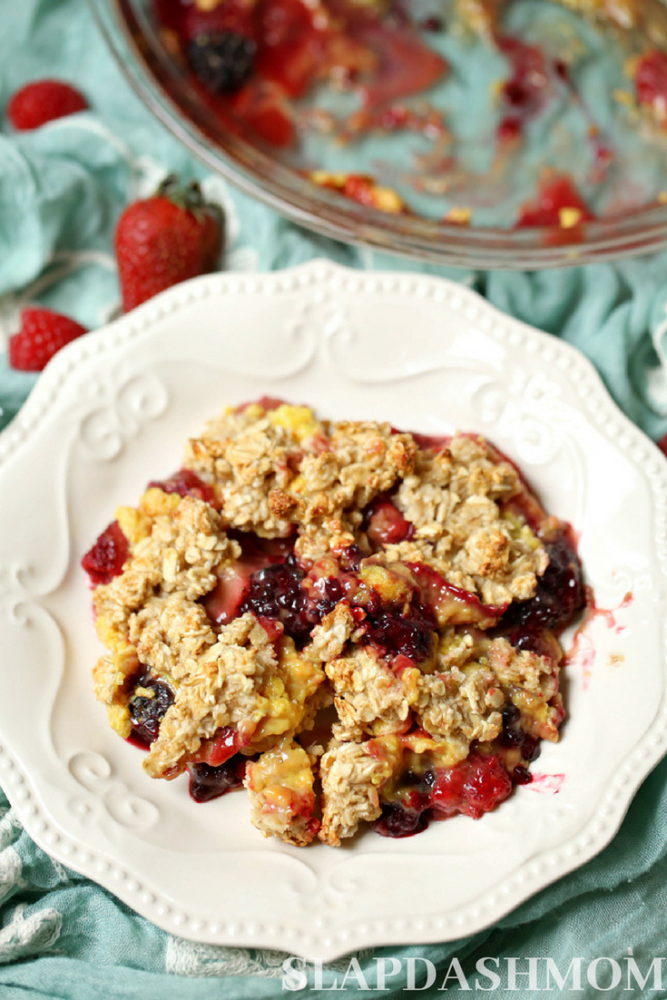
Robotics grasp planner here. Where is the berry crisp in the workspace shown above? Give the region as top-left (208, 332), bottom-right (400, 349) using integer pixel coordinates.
top-left (83, 400), bottom-right (584, 846)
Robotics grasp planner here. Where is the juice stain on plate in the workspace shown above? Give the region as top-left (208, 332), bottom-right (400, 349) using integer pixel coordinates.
top-left (527, 772), bottom-right (566, 793)
top-left (564, 588), bottom-right (633, 691)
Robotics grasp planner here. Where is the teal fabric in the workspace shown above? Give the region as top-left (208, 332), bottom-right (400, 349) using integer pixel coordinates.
top-left (2, 2), bottom-right (667, 997)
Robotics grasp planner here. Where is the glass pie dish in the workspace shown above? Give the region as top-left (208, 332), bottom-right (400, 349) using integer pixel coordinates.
top-left (89, 0), bottom-right (667, 269)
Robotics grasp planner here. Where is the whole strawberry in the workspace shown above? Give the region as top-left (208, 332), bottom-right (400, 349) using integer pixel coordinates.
top-left (8, 80), bottom-right (88, 130)
top-left (115, 176), bottom-right (224, 312)
top-left (9, 307), bottom-right (88, 371)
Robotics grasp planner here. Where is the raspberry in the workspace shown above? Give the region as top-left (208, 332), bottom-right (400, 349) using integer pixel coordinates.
top-left (147, 468), bottom-right (216, 505)
top-left (430, 761), bottom-right (466, 814)
top-left (188, 31), bottom-right (256, 93)
top-left (517, 176), bottom-right (593, 228)
top-left (9, 307), bottom-right (88, 372)
top-left (432, 754), bottom-right (512, 819)
top-left (7, 80), bottom-right (88, 130)
top-left (81, 521), bottom-right (129, 587)
top-left (464, 755), bottom-right (512, 816)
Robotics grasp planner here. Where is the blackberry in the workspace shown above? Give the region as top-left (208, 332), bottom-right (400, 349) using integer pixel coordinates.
top-left (361, 600), bottom-right (436, 661)
top-left (500, 703), bottom-right (525, 748)
top-left (188, 31), bottom-right (256, 94)
top-left (374, 803), bottom-right (429, 838)
top-left (239, 554), bottom-right (313, 643)
top-left (129, 676), bottom-right (174, 746)
top-left (314, 577), bottom-right (345, 619)
top-left (188, 758), bottom-right (247, 803)
top-left (499, 533), bottom-right (584, 636)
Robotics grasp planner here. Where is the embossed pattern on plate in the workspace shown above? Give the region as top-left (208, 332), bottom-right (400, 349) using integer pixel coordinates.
top-left (0, 260), bottom-right (665, 961)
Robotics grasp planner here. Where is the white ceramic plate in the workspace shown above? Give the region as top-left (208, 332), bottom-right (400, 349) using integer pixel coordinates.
top-left (0, 260), bottom-right (666, 962)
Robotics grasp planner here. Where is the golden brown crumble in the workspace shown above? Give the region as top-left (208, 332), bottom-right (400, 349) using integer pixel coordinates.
top-left (327, 647), bottom-right (413, 742)
top-left (304, 602), bottom-right (356, 662)
top-left (144, 613), bottom-right (278, 779)
top-left (319, 738), bottom-right (402, 846)
top-left (390, 438), bottom-right (548, 605)
top-left (413, 666), bottom-right (505, 745)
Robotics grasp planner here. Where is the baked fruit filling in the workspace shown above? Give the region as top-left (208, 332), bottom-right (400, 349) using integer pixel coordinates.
top-left (83, 400), bottom-right (584, 846)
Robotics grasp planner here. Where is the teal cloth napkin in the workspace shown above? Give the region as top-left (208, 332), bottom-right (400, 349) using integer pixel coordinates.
top-left (2, 2), bottom-right (667, 997)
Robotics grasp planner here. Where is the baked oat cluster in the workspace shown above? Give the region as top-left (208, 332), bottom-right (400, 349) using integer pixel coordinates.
top-left (83, 399), bottom-right (584, 847)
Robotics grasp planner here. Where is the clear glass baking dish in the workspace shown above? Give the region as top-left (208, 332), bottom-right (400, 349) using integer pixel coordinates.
top-left (89, 0), bottom-right (667, 269)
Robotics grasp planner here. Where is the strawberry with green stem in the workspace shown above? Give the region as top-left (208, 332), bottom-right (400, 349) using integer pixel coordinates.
top-left (115, 175), bottom-right (225, 312)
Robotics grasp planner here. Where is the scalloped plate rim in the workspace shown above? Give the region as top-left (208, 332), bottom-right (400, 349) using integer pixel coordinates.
top-left (0, 259), bottom-right (665, 961)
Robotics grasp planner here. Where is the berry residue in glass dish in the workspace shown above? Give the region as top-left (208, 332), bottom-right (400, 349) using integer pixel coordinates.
top-left (147, 0), bottom-right (667, 231)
